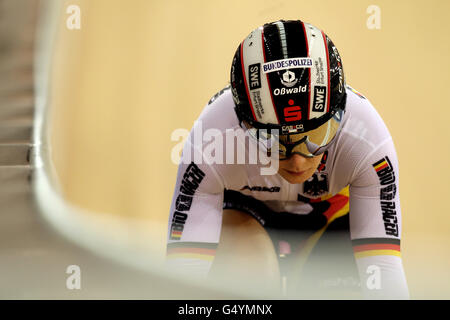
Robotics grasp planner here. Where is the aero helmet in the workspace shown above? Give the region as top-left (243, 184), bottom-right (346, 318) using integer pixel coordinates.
top-left (230, 20), bottom-right (346, 158)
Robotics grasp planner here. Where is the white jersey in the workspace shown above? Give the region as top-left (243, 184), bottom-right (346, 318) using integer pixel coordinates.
top-left (167, 86), bottom-right (409, 299)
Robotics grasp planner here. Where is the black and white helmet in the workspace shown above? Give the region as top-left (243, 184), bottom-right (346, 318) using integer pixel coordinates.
top-left (230, 20), bottom-right (346, 158)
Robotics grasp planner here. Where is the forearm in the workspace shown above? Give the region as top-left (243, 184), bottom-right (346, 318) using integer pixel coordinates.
top-left (166, 241), bottom-right (218, 279)
top-left (353, 239), bottom-right (409, 299)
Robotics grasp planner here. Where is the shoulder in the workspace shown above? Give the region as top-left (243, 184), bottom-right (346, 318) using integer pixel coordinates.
top-left (328, 85), bottom-right (397, 190)
top-left (341, 85), bottom-right (392, 148)
top-left (195, 85), bottom-right (240, 133)
top-left (181, 85), bottom-right (247, 189)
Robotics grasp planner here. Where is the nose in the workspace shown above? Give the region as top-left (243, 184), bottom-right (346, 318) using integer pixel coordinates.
top-left (286, 153), bottom-right (309, 170)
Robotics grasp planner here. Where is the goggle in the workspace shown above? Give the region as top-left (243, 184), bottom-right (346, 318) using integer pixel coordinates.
top-left (243, 111), bottom-right (343, 159)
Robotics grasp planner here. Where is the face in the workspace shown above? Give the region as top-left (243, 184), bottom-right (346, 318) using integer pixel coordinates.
top-left (277, 153), bottom-right (323, 184)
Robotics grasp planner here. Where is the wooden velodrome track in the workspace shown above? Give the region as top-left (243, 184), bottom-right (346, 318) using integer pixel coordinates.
top-left (1, 0), bottom-right (449, 298)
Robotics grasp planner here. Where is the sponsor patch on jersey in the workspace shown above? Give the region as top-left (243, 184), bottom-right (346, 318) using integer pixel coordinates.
top-left (170, 162), bottom-right (205, 240)
top-left (262, 58), bottom-right (312, 74)
top-left (372, 156), bottom-right (398, 237)
top-left (248, 63), bottom-right (261, 90)
top-left (240, 185), bottom-right (281, 192)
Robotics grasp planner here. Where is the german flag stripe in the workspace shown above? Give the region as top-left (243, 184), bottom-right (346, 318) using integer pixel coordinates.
top-left (352, 238), bottom-right (400, 246)
top-left (352, 238), bottom-right (401, 258)
top-left (354, 250), bottom-right (401, 259)
top-left (372, 158), bottom-right (386, 168)
top-left (167, 242), bottom-right (218, 250)
top-left (322, 193), bottom-right (349, 221)
top-left (374, 161), bottom-right (388, 172)
top-left (166, 242), bottom-right (217, 261)
top-left (167, 247), bottom-right (216, 256)
top-left (353, 243), bottom-right (400, 253)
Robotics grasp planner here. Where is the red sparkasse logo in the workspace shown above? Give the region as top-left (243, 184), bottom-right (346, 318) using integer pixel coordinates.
top-left (284, 99), bottom-right (301, 122)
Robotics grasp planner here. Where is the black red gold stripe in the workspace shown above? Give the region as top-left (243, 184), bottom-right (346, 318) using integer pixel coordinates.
top-left (167, 242), bottom-right (218, 261)
top-left (352, 238), bottom-right (401, 258)
top-left (373, 158), bottom-right (389, 172)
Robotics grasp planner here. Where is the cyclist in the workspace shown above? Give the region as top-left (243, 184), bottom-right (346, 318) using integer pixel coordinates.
top-left (166, 20), bottom-right (409, 299)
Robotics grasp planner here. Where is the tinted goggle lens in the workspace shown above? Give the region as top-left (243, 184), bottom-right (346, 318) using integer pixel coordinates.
top-left (245, 113), bottom-right (342, 159)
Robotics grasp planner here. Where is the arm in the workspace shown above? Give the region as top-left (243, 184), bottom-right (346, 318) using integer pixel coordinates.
top-left (166, 140), bottom-right (225, 278)
top-left (349, 138), bottom-right (409, 299)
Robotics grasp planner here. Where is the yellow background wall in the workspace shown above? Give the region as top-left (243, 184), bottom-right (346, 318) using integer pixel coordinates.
top-left (49, 0), bottom-right (450, 298)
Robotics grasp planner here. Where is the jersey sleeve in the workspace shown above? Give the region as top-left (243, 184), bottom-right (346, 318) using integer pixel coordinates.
top-left (166, 138), bottom-right (224, 278)
top-left (349, 137), bottom-right (410, 299)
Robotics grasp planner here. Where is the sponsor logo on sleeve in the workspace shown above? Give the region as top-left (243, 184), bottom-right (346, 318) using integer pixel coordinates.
top-left (249, 63), bottom-right (261, 90)
top-left (170, 162), bottom-right (205, 240)
top-left (372, 156), bottom-right (398, 237)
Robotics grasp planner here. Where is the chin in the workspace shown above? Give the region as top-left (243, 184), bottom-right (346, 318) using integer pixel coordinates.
top-left (279, 172), bottom-right (308, 184)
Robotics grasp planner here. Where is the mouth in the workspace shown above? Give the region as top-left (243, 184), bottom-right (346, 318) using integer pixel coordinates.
top-left (284, 169), bottom-right (307, 176)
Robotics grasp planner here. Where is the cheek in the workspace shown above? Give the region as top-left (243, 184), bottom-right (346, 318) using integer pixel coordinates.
top-left (278, 161), bottom-right (289, 170)
top-left (311, 155), bottom-right (324, 167)
top-left (278, 159), bottom-right (298, 171)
